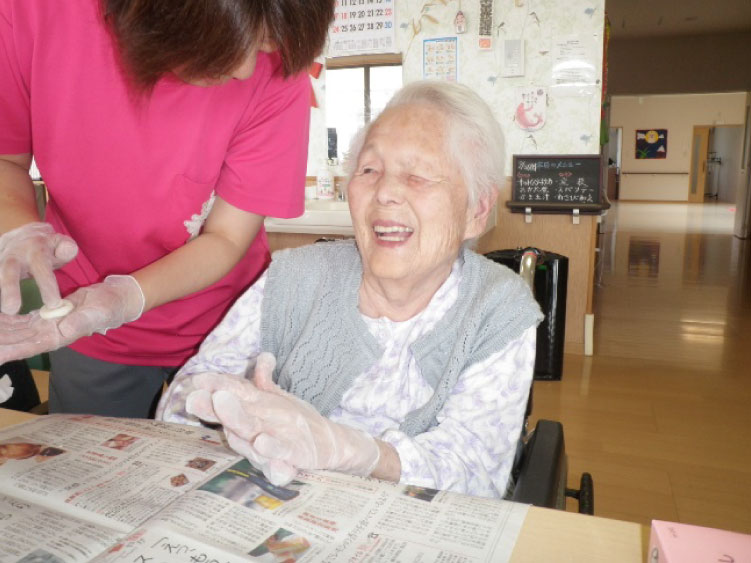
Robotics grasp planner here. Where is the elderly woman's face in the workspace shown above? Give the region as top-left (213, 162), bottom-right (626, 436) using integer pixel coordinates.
top-left (348, 104), bottom-right (487, 288)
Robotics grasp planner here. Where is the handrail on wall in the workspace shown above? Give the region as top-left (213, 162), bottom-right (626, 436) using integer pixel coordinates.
top-left (620, 171), bottom-right (688, 175)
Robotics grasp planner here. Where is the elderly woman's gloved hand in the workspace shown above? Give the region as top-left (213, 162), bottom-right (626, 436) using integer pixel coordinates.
top-left (186, 353), bottom-right (381, 486)
top-left (0, 275), bottom-right (145, 364)
top-left (0, 222), bottom-right (78, 314)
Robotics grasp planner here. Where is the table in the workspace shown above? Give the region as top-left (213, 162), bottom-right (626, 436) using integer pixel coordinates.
top-left (0, 408), bottom-right (647, 562)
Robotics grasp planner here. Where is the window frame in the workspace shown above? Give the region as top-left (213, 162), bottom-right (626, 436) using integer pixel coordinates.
top-left (325, 53), bottom-right (402, 124)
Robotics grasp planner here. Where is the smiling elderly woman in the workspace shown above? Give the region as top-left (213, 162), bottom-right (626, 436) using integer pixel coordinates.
top-left (157, 81), bottom-right (543, 498)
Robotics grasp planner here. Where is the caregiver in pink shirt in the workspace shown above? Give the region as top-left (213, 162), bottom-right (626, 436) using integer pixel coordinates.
top-left (0, 0), bottom-right (334, 416)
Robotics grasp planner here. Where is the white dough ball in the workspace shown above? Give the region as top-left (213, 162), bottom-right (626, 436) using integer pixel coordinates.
top-left (39, 299), bottom-right (75, 320)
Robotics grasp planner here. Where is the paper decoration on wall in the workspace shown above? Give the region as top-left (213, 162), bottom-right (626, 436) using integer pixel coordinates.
top-left (308, 61), bottom-right (322, 108)
top-left (502, 39), bottom-right (525, 77)
top-left (422, 37), bottom-right (458, 82)
top-left (329, 0), bottom-right (396, 57)
top-left (454, 10), bottom-right (467, 34)
top-left (635, 129), bottom-right (667, 159)
top-left (551, 35), bottom-right (598, 96)
top-left (514, 87), bottom-right (546, 132)
top-left (478, 0), bottom-right (493, 50)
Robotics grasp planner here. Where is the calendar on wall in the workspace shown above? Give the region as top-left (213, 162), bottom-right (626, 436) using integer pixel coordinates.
top-left (422, 37), bottom-right (458, 82)
top-left (329, 0), bottom-right (397, 57)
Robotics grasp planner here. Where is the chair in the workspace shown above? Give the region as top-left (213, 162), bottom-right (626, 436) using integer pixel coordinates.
top-left (494, 248), bottom-right (594, 514)
top-left (0, 359), bottom-right (44, 412)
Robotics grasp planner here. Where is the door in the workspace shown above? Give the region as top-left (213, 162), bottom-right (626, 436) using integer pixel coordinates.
top-left (688, 126), bottom-right (710, 203)
top-left (735, 103), bottom-right (751, 238)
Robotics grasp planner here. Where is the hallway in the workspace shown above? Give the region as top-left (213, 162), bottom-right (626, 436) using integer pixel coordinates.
top-left (531, 202), bottom-right (751, 533)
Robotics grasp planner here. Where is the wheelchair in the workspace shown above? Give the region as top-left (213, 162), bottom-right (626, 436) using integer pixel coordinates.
top-left (493, 247), bottom-right (595, 515)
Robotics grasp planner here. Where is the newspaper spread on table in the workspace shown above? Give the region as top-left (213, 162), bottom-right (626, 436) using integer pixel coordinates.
top-left (0, 414), bottom-right (529, 562)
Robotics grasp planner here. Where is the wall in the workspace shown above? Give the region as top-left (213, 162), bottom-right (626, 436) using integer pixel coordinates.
top-left (610, 93), bottom-right (747, 201)
top-left (397, 1), bottom-right (604, 165)
top-left (310, 0), bottom-right (606, 172)
top-left (608, 32), bottom-right (751, 96)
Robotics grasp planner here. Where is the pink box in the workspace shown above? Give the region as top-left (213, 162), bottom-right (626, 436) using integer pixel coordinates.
top-left (649, 520), bottom-right (751, 563)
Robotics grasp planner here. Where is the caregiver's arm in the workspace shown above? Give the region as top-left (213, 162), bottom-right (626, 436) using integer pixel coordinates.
top-left (0, 154), bottom-right (37, 231)
top-left (0, 195), bottom-right (265, 364)
top-left (132, 195), bottom-right (264, 312)
top-left (0, 154), bottom-right (79, 313)
top-left (156, 272), bottom-right (268, 424)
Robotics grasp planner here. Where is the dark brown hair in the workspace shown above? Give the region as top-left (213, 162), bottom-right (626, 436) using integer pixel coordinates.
top-left (102, 0), bottom-right (334, 89)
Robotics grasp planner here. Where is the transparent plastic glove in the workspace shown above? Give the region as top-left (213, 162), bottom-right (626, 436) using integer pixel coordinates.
top-left (0, 222), bottom-right (78, 314)
top-left (0, 275), bottom-right (144, 364)
top-left (189, 353), bottom-right (380, 482)
top-left (156, 375), bottom-right (202, 425)
top-left (159, 354), bottom-right (277, 425)
top-left (184, 354), bottom-right (298, 485)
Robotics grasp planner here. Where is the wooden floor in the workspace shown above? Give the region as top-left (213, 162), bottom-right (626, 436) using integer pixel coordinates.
top-left (530, 201), bottom-right (751, 534)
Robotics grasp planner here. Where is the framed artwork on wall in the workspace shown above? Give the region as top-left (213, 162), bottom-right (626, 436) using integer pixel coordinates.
top-left (635, 129), bottom-right (667, 159)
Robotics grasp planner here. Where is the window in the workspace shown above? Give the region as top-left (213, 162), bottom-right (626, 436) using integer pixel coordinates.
top-left (325, 55), bottom-right (402, 164)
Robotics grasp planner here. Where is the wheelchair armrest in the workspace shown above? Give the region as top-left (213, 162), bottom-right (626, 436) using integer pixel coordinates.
top-left (511, 419), bottom-right (566, 509)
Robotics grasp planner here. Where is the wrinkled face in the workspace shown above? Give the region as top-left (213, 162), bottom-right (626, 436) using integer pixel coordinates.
top-left (348, 104), bottom-right (487, 290)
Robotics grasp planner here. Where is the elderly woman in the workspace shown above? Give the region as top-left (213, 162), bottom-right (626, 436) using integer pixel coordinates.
top-left (157, 81), bottom-right (542, 499)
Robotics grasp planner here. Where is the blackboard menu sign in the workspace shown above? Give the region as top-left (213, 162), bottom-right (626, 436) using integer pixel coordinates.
top-left (507, 154), bottom-right (608, 214)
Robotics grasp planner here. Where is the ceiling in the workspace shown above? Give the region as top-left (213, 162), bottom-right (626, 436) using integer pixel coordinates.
top-left (605, 0), bottom-right (751, 38)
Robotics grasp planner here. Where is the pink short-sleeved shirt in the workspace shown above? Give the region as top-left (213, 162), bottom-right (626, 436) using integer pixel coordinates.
top-left (0, 0), bottom-right (311, 366)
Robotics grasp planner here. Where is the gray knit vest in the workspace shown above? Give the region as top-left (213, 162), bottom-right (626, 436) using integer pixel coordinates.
top-left (260, 240), bottom-right (543, 437)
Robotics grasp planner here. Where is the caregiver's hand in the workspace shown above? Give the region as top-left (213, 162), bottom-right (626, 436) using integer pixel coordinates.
top-left (0, 275), bottom-right (144, 364)
top-left (0, 222), bottom-right (78, 314)
top-left (187, 353), bottom-right (380, 486)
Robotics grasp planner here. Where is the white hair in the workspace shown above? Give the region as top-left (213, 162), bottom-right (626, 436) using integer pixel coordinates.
top-left (344, 80), bottom-right (506, 207)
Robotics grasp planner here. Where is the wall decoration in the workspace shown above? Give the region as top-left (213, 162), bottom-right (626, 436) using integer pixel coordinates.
top-left (478, 0), bottom-right (493, 50)
top-left (454, 10), bottom-right (467, 34)
top-left (422, 37), bottom-right (458, 82)
top-left (308, 61), bottom-right (322, 108)
top-left (329, 0), bottom-right (396, 57)
top-left (399, 0), bottom-right (443, 48)
top-left (635, 129), bottom-right (667, 159)
top-left (551, 35), bottom-right (598, 96)
top-left (507, 154), bottom-right (606, 213)
top-left (502, 39), bottom-right (525, 77)
top-left (514, 87), bottom-right (546, 132)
